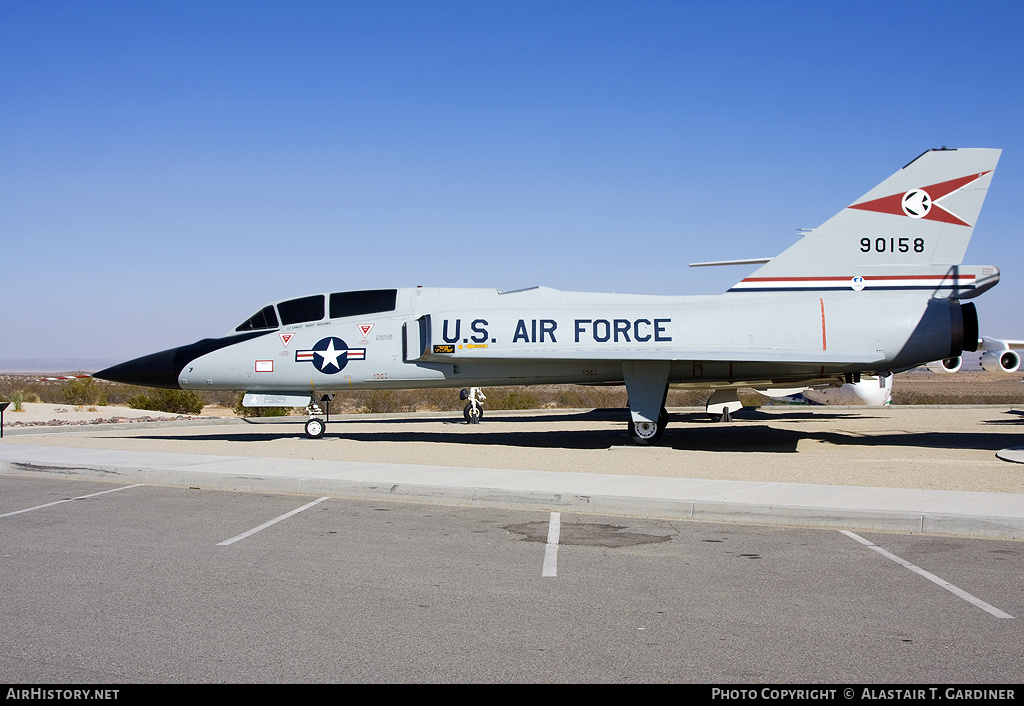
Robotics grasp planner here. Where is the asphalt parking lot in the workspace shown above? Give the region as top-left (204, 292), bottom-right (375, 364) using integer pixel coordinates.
top-left (2, 406), bottom-right (1022, 682)
top-left (1, 472), bottom-right (1022, 683)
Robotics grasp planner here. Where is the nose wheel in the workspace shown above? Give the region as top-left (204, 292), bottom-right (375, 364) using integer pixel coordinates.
top-left (304, 394), bottom-right (328, 439)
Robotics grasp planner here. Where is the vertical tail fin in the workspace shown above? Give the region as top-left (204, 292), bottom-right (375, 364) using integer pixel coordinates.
top-left (730, 148), bottom-right (1001, 297)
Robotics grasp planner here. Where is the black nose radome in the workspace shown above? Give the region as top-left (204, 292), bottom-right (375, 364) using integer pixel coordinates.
top-left (93, 347), bottom-right (189, 389)
top-left (94, 330), bottom-right (273, 389)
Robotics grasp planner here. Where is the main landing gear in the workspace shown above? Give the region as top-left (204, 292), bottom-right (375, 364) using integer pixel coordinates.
top-left (623, 361), bottom-right (671, 446)
top-left (460, 387), bottom-right (486, 424)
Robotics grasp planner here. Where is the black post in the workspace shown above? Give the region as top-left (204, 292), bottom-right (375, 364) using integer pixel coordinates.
top-left (0, 401), bottom-right (10, 439)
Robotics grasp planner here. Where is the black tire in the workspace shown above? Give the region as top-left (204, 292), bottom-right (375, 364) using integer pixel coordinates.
top-left (463, 403), bottom-right (483, 424)
top-left (627, 408), bottom-right (667, 445)
top-left (305, 418), bottom-right (325, 439)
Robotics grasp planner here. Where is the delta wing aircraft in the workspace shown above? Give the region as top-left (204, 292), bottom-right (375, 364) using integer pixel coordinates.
top-left (95, 147), bottom-right (1002, 443)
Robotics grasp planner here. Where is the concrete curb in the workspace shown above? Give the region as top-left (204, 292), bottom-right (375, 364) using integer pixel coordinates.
top-left (2, 444), bottom-right (1022, 540)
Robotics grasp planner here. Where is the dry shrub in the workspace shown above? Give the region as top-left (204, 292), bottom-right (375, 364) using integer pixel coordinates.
top-left (321, 384), bottom-right (764, 413)
top-left (62, 378), bottom-right (100, 405)
top-left (666, 389), bottom-right (712, 407)
top-left (129, 389), bottom-right (206, 415)
top-left (552, 386), bottom-right (627, 409)
top-left (359, 390), bottom-right (406, 414)
top-left (487, 387), bottom-right (540, 410)
top-left (415, 388), bottom-right (464, 411)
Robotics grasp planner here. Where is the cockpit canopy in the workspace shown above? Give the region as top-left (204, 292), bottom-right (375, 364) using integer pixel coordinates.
top-left (235, 289), bottom-right (398, 332)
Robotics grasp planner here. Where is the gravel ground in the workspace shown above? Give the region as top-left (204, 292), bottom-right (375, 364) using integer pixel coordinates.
top-left (1, 402), bottom-right (216, 426)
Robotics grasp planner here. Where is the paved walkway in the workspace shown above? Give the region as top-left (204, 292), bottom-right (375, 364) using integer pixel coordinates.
top-left (2, 438), bottom-right (1022, 540)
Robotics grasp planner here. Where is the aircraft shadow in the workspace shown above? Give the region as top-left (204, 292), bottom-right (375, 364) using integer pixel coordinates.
top-left (733, 408), bottom-right (886, 422)
top-left (310, 408), bottom-right (630, 425)
top-left (298, 407), bottom-right (876, 426)
top-left (324, 426), bottom-right (1022, 453)
top-left (981, 409), bottom-right (1024, 426)
top-left (118, 412), bottom-right (1022, 454)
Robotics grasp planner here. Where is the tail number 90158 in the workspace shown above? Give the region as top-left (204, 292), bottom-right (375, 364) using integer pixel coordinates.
top-left (861, 237), bottom-right (924, 253)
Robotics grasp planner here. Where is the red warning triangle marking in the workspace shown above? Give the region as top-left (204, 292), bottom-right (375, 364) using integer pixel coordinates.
top-left (357, 324), bottom-right (374, 338)
top-left (279, 332), bottom-right (294, 347)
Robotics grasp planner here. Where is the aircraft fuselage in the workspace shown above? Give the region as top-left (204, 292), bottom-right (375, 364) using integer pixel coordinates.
top-left (147, 286), bottom-right (968, 394)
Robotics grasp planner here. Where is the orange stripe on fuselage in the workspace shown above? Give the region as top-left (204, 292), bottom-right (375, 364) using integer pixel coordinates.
top-left (820, 298), bottom-right (827, 351)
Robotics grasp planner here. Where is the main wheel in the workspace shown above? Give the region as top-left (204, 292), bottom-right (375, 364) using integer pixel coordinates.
top-left (627, 408), bottom-right (667, 445)
top-left (305, 418), bottom-right (325, 439)
top-left (463, 403), bottom-right (483, 424)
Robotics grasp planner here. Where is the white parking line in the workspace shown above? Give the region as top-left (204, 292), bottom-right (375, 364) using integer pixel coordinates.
top-left (840, 530), bottom-right (1014, 619)
top-left (217, 497), bottom-right (330, 546)
top-left (542, 511), bottom-right (560, 577)
top-left (0, 484), bottom-right (142, 518)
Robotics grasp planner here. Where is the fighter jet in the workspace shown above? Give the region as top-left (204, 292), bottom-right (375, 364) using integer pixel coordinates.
top-left (95, 147), bottom-right (1002, 443)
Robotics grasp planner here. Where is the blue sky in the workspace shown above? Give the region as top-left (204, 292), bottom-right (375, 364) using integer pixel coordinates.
top-left (2, 1), bottom-right (1021, 368)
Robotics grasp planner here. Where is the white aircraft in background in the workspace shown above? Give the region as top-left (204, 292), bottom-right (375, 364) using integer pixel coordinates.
top-left (753, 336), bottom-right (1021, 408)
top-left (925, 336), bottom-right (1023, 375)
top-left (756, 374), bottom-right (894, 407)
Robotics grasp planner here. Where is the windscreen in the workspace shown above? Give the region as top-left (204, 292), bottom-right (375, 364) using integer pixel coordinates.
top-left (235, 305), bottom-right (279, 332)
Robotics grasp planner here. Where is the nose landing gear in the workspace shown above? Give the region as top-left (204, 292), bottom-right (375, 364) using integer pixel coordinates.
top-left (304, 393), bottom-right (333, 439)
top-left (460, 387), bottom-right (486, 424)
